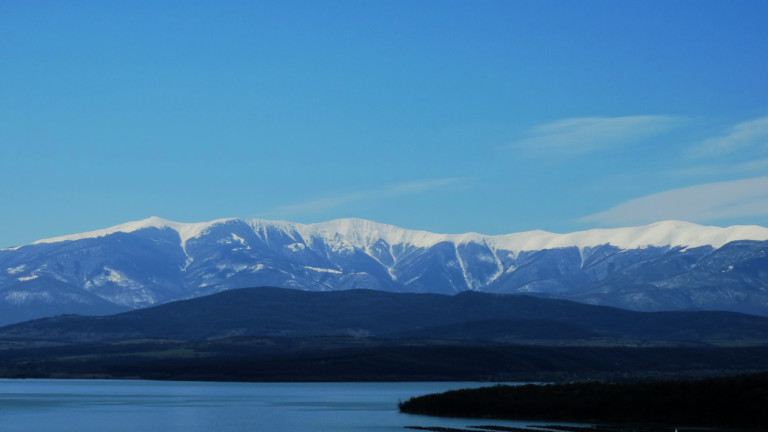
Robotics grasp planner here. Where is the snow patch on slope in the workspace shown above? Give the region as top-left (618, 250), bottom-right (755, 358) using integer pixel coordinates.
top-left (4, 291), bottom-right (54, 304)
top-left (85, 267), bottom-right (136, 289)
top-left (6, 265), bottom-right (26, 274)
top-left (304, 266), bottom-right (342, 274)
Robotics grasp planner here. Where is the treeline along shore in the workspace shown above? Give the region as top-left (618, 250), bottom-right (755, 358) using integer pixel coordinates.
top-left (398, 373), bottom-right (768, 429)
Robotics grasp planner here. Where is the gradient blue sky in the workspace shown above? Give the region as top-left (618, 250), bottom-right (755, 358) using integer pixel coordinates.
top-left (2, 0), bottom-right (768, 247)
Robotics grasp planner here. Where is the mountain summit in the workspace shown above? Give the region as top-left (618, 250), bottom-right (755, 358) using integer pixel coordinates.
top-left (1, 217), bottom-right (767, 325)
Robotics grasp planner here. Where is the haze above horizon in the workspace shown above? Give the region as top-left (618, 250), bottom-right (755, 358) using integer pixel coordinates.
top-left (2, 1), bottom-right (768, 248)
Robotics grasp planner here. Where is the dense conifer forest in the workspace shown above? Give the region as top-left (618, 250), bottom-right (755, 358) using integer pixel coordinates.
top-left (399, 373), bottom-right (768, 429)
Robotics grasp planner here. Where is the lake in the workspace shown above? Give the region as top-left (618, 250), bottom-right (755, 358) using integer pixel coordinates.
top-left (0, 379), bottom-right (572, 432)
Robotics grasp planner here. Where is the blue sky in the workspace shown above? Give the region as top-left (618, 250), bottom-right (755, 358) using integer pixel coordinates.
top-left (2, 0), bottom-right (768, 247)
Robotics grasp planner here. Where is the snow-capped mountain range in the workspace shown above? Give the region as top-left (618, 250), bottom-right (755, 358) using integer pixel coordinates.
top-left (1, 216), bottom-right (768, 325)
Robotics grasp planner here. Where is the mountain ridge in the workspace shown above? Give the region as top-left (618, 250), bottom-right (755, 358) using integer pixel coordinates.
top-left (1, 216), bottom-right (767, 325)
top-left (19, 216), bottom-right (768, 252)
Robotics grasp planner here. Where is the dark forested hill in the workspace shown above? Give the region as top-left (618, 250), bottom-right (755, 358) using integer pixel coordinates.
top-left (2, 286), bottom-right (768, 346)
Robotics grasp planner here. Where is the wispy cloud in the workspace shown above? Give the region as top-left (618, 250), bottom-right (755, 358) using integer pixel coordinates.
top-left (269, 177), bottom-right (473, 215)
top-left (507, 115), bottom-right (682, 156)
top-left (667, 115), bottom-right (768, 178)
top-left (671, 157), bottom-right (768, 177)
top-left (580, 177), bottom-right (768, 226)
top-left (690, 115), bottom-right (768, 157)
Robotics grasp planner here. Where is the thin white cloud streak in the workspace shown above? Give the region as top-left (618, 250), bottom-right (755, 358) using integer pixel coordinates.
top-left (580, 177), bottom-right (768, 226)
top-left (270, 177), bottom-right (473, 215)
top-left (507, 115), bottom-right (682, 156)
top-left (691, 115), bottom-right (768, 157)
top-left (671, 157), bottom-right (768, 177)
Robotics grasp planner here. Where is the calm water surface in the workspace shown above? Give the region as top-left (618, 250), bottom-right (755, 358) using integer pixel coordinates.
top-left (0, 379), bottom-right (564, 432)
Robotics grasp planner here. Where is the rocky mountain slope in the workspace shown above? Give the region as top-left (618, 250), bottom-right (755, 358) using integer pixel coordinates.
top-left (1, 217), bottom-right (767, 324)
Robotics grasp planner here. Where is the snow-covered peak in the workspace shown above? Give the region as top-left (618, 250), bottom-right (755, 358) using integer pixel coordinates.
top-left (300, 218), bottom-right (768, 252)
top-left (307, 218), bottom-right (412, 246)
top-left (487, 220), bottom-right (768, 251)
top-left (25, 216), bottom-right (768, 253)
top-left (31, 216), bottom-right (237, 247)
